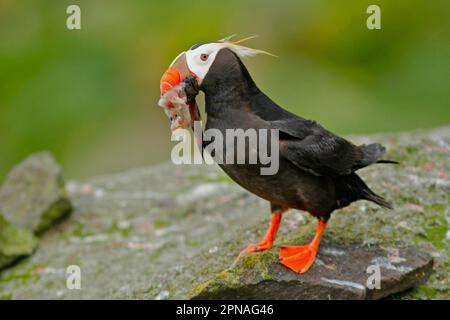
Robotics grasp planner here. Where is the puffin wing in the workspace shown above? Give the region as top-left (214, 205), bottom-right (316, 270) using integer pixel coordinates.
top-left (270, 117), bottom-right (384, 177)
top-left (249, 92), bottom-right (389, 177)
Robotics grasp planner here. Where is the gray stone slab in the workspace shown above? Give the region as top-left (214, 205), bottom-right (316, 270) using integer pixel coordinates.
top-left (191, 244), bottom-right (433, 299)
top-left (0, 152), bottom-right (72, 234)
top-left (0, 126), bottom-right (448, 299)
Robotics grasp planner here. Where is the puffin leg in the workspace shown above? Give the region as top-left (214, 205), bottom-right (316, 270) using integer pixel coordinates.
top-left (232, 211), bottom-right (282, 267)
top-left (279, 219), bottom-right (327, 273)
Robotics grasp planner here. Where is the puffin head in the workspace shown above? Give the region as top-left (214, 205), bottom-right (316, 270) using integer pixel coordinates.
top-left (159, 36), bottom-right (275, 96)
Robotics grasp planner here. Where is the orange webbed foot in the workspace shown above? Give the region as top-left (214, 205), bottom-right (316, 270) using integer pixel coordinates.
top-left (279, 244), bottom-right (312, 259)
top-left (279, 219), bottom-right (327, 274)
top-left (279, 245), bottom-right (317, 273)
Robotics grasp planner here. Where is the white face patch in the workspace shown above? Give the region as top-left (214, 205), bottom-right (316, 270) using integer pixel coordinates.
top-left (185, 43), bottom-right (224, 84)
top-left (183, 39), bottom-right (276, 84)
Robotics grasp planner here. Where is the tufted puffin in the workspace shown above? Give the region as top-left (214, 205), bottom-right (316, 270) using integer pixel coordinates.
top-left (159, 38), bottom-right (397, 273)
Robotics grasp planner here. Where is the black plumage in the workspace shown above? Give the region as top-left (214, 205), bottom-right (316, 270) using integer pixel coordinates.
top-left (200, 48), bottom-right (395, 221)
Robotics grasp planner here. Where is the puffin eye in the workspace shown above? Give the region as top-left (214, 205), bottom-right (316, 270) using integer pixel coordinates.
top-left (200, 53), bottom-right (209, 61)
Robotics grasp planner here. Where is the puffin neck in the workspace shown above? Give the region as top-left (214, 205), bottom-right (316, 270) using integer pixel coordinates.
top-left (201, 52), bottom-right (260, 110)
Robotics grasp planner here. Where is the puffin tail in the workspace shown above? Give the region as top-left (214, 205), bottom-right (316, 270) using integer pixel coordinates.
top-left (362, 190), bottom-right (393, 209)
top-left (356, 175), bottom-right (393, 209)
top-left (335, 173), bottom-right (393, 210)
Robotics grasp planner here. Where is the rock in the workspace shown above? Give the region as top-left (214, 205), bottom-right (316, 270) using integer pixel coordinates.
top-left (0, 212), bottom-right (38, 270)
top-left (0, 152), bottom-right (72, 234)
top-left (0, 126), bottom-right (448, 299)
top-left (191, 244), bottom-right (433, 299)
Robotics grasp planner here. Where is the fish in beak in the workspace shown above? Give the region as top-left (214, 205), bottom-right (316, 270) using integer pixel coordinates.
top-left (159, 52), bottom-right (201, 131)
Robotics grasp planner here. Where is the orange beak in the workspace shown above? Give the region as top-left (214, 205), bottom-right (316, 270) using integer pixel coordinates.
top-left (160, 68), bottom-right (181, 95)
top-left (160, 52), bottom-right (191, 95)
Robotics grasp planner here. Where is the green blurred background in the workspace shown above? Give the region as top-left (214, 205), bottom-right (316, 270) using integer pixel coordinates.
top-left (1, 0), bottom-right (449, 180)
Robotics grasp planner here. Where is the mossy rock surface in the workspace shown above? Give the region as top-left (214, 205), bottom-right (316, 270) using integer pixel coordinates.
top-left (0, 127), bottom-right (448, 299)
top-left (0, 213), bottom-right (38, 270)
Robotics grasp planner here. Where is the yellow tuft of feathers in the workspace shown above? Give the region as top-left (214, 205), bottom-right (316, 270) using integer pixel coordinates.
top-left (218, 35), bottom-right (277, 58)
